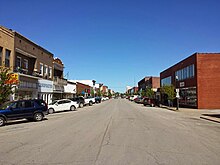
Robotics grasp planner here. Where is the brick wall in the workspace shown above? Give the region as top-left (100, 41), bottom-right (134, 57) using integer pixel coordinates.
top-left (197, 53), bottom-right (220, 109)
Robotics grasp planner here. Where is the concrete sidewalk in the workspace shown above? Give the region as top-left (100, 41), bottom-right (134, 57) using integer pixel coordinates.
top-left (160, 105), bottom-right (220, 123)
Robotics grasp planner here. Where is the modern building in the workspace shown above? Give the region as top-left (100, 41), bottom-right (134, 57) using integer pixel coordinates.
top-left (160, 52), bottom-right (220, 109)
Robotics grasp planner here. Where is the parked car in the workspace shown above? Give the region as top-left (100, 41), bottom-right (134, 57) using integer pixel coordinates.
top-left (84, 97), bottom-right (95, 106)
top-left (143, 98), bottom-right (156, 107)
top-left (102, 97), bottom-right (109, 101)
top-left (69, 97), bottom-right (85, 108)
top-left (48, 99), bottom-right (79, 114)
top-left (134, 96), bottom-right (143, 104)
top-left (0, 99), bottom-right (48, 127)
top-left (95, 97), bottom-right (102, 103)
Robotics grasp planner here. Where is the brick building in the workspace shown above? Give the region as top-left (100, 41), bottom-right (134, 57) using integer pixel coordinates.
top-left (138, 76), bottom-right (160, 92)
top-left (160, 53), bottom-right (220, 109)
top-left (0, 25), bottom-right (66, 103)
top-left (76, 82), bottom-right (92, 97)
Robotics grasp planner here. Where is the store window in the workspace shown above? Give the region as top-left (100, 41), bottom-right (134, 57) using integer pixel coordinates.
top-left (5, 49), bottom-right (11, 67)
top-left (179, 87), bottom-right (197, 107)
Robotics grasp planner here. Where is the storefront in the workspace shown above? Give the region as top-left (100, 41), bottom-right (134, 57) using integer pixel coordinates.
top-left (64, 81), bottom-right (76, 98)
top-left (14, 74), bottom-right (38, 100)
top-left (38, 79), bottom-right (53, 104)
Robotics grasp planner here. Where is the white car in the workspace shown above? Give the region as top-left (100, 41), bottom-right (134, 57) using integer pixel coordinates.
top-left (48, 99), bottom-right (79, 114)
top-left (102, 97), bottom-right (109, 101)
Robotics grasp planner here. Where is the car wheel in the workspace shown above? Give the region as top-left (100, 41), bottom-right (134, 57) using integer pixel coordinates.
top-left (48, 108), bottom-right (54, 114)
top-left (70, 105), bottom-right (76, 111)
top-left (89, 101), bottom-right (93, 106)
top-left (79, 103), bottom-right (84, 108)
top-left (0, 117), bottom-right (6, 127)
top-left (33, 113), bottom-right (43, 122)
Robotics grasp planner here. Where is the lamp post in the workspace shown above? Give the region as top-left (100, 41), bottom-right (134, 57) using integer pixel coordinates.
top-left (175, 76), bottom-right (179, 110)
top-left (92, 80), bottom-right (96, 97)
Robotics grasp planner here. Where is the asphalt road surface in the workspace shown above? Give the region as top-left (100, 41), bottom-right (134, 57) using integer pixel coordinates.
top-left (0, 99), bottom-right (220, 165)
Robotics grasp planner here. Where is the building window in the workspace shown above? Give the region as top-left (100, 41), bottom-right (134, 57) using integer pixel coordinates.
top-left (161, 76), bottom-right (171, 86)
top-left (44, 65), bottom-right (48, 77)
top-left (48, 66), bottom-right (52, 78)
top-left (5, 49), bottom-right (11, 67)
top-left (16, 56), bottom-right (22, 68)
top-left (0, 47), bottom-right (2, 65)
top-left (175, 64), bottom-right (195, 81)
top-left (40, 63), bottom-right (43, 76)
top-left (24, 59), bottom-right (28, 70)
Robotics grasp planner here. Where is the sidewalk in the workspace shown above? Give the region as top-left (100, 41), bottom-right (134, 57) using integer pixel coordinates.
top-left (160, 105), bottom-right (220, 123)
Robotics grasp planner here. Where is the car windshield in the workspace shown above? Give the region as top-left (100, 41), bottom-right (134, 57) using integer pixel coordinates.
top-left (49, 101), bottom-right (57, 105)
top-left (0, 101), bottom-right (13, 110)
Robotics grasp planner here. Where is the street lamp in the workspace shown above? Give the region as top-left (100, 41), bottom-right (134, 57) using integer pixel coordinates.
top-left (92, 80), bottom-right (96, 97)
top-left (175, 76), bottom-right (180, 110)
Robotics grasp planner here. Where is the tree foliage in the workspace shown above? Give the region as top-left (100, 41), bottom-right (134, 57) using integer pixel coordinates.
top-left (0, 66), bottom-right (17, 105)
top-left (161, 85), bottom-right (176, 101)
top-left (146, 87), bottom-right (154, 98)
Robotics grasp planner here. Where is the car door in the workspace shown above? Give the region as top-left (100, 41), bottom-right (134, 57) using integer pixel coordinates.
top-left (63, 100), bottom-right (71, 110)
top-left (6, 101), bottom-right (25, 120)
top-left (22, 100), bottom-right (35, 118)
top-left (56, 100), bottom-right (65, 112)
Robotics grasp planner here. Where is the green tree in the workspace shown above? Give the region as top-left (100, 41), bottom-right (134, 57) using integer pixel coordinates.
top-left (161, 85), bottom-right (176, 106)
top-left (141, 90), bottom-right (146, 97)
top-left (97, 89), bottom-right (102, 97)
top-left (0, 66), bottom-right (17, 105)
top-left (146, 87), bottom-right (154, 99)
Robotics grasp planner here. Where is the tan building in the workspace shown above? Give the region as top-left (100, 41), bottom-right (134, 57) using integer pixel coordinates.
top-left (0, 26), bottom-right (59, 103)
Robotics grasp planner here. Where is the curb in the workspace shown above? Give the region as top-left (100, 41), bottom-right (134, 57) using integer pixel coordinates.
top-left (200, 116), bottom-right (220, 123)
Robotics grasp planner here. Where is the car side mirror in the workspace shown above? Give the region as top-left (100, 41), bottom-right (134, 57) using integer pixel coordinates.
top-left (55, 103), bottom-right (58, 106)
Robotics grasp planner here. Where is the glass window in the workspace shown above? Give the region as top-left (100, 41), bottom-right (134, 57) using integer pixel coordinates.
top-left (175, 64), bottom-right (195, 81)
top-left (161, 76), bottom-right (171, 86)
top-left (44, 65), bottom-right (48, 77)
top-left (48, 66), bottom-right (52, 78)
top-left (40, 63), bottom-right (43, 76)
top-left (16, 56), bottom-right (21, 68)
top-left (24, 59), bottom-right (28, 69)
top-left (0, 47), bottom-right (2, 65)
top-left (5, 49), bottom-right (11, 67)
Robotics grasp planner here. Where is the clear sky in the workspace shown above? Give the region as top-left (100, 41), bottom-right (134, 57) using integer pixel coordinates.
top-left (1, 0), bottom-right (220, 92)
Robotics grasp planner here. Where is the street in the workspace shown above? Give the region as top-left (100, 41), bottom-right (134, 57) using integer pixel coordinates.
top-left (0, 99), bottom-right (220, 165)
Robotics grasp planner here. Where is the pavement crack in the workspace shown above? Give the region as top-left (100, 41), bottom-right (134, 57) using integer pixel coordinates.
top-left (94, 116), bottom-right (112, 164)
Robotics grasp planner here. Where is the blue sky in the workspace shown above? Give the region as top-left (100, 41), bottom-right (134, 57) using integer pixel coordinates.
top-left (1, 0), bottom-right (220, 92)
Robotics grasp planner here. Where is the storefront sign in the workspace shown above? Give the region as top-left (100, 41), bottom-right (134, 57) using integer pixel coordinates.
top-left (5, 73), bottom-right (19, 85)
top-left (38, 79), bottom-right (53, 92)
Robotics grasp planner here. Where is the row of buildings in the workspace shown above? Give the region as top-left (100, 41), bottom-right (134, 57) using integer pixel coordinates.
top-left (126, 53), bottom-right (220, 109)
top-left (0, 26), bottom-right (113, 104)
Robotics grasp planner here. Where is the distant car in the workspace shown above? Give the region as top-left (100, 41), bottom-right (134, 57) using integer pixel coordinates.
top-left (95, 97), bottom-right (102, 103)
top-left (48, 99), bottom-right (79, 114)
top-left (102, 97), bottom-right (109, 101)
top-left (143, 98), bottom-right (156, 107)
top-left (0, 99), bottom-right (48, 127)
top-left (69, 97), bottom-right (85, 108)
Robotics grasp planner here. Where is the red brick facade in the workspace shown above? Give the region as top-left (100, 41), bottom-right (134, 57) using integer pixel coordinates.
top-left (160, 53), bottom-right (220, 109)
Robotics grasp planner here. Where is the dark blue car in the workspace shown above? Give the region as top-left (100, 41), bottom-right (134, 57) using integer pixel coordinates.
top-left (0, 99), bottom-right (48, 127)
